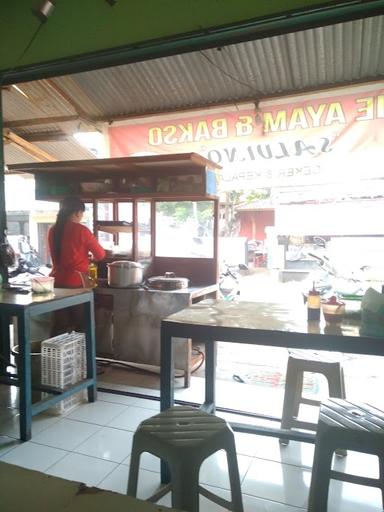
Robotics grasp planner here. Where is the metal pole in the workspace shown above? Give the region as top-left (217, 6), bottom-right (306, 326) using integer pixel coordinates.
top-left (0, 89), bottom-right (8, 285)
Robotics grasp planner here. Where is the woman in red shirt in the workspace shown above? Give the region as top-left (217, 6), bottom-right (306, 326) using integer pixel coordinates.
top-left (48, 196), bottom-right (105, 287)
top-left (48, 196), bottom-right (105, 334)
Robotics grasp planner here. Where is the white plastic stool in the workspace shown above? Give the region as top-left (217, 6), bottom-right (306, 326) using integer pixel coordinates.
top-left (280, 350), bottom-right (345, 443)
top-left (127, 406), bottom-right (244, 512)
top-left (308, 398), bottom-right (384, 511)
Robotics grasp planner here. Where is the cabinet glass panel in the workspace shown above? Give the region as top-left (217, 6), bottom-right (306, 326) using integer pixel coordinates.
top-left (82, 202), bottom-right (94, 231)
top-left (155, 201), bottom-right (214, 258)
top-left (117, 202), bottom-right (133, 257)
top-left (97, 201), bottom-right (114, 249)
top-left (138, 201), bottom-right (151, 259)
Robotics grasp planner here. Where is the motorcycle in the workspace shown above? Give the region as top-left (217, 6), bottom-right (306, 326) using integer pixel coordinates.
top-left (219, 262), bottom-right (248, 301)
top-left (304, 250), bottom-right (366, 299)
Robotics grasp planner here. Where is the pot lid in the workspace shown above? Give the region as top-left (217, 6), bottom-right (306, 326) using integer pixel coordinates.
top-left (107, 260), bottom-right (143, 269)
top-left (147, 274), bottom-right (189, 290)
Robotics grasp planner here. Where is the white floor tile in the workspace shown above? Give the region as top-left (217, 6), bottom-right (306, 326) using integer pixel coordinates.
top-left (332, 450), bottom-right (380, 479)
top-left (199, 451), bottom-right (253, 490)
top-left (74, 426), bottom-right (134, 463)
top-left (122, 452), bottom-right (161, 473)
top-left (65, 400), bottom-right (127, 425)
top-left (46, 452), bottom-right (117, 487)
top-left (107, 406), bottom-right (155, 431)
top-left (98, 463), bottom-right (129, 494)
top-left (0, 441), bottom-right (67, 471)
top-left (99, 464), bottom-right (164, 499)
top-left (0, 411), bottom-right (61, 439)
top-left (327, 480), bottom-right (383, 512)
top-left (193, 485), bottom-right (306, 512)
top-left (98, 391), bottom-right (160, 410)
top-left (100, 464), bottom-right (307, 511)
top-left (242, 457), bottom-right (311, 509)
top-left (242, 492), bottom-right (306, 512)
top-left (235, 433), bottom-right (315, 469)
top-left (31, 418), bottom-right (100, 450)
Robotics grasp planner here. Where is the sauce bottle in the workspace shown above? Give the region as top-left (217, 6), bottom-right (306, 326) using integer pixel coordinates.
top-left (88, 261), bottom-right (98, 288)
top-left (307, 282), bottom-right (320, 321)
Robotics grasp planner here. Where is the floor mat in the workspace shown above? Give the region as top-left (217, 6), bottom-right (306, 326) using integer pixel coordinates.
top-left (215, 364), bottom-right (319, 393)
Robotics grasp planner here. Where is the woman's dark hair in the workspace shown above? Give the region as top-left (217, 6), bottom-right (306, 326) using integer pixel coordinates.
top-left (52, 196), bottom-right (85, 261)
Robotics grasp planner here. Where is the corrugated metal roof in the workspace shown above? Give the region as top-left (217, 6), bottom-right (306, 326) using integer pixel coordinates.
top-left (51, 16), bottom-right (384, 119)
top-left (2, 15), bottom-right (384, 165)
top-left (4, 137), bottom-right (95, 167)
top-left (4, 144), bottom-right (35, 165)
top-left (3, 81), bottom-right (75, 121)
top-left (33, 140), bottom-right (96, 161)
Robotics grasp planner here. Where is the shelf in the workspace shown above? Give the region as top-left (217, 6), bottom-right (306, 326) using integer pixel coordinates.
top-left (96, 221), bottom-right (132, 234)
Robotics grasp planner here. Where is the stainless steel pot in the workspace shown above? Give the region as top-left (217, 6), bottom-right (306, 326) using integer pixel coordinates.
top-left (107, 260), bottom-right (143, 288)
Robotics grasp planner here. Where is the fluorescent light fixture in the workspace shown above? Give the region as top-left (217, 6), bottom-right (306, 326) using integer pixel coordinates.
top-left (12, 85), bottom-right (29, 99)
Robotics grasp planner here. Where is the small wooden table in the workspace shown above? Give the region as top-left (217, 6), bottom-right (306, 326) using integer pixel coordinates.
top-left (0, 288), bottom-right (97, 441)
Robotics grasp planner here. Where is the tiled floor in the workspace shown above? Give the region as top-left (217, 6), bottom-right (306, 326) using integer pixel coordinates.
top-left (0, 380), bottom-right (383, 511)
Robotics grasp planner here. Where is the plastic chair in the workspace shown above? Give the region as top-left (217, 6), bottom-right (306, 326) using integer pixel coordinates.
top-left (308, 398), bottom-right (384, 511)
top-left (127, 405), bottom-right (244, 512)
top-left (280, 349), bottom-right (345, 443)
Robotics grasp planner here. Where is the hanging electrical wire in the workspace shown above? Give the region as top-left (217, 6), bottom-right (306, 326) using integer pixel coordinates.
top-left (1, 1), bottom-right (55, 86)
top-left (199, 49), bottom-right (260, 96)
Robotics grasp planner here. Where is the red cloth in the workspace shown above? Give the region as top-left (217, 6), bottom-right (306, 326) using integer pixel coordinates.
top-left (48, 221), bottom-right (105, 287)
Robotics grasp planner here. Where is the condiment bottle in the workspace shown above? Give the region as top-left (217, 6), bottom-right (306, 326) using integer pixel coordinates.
top-left (307, 283), bottom-right (320, 321)
top-left (88, 261), bottom-right (98, 288)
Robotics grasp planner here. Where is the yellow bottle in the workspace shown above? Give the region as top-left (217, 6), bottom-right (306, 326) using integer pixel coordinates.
top-left (307, 283), bottom-right (320, 321)
top-left (88, 262), bottom-right (98, 288)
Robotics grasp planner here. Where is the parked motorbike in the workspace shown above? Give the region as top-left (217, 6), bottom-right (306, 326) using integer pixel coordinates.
top-left (304, 250), bottom-right (365, 299)
top-left (7, 238), bottom-right (51, 288)
top-left (219, 262), bottom-right (248, 301)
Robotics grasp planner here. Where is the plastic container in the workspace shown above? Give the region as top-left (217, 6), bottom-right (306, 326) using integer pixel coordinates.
top-left (30, 276), bottom-right (54, 294)
top-left (321, 296), bottom-right (346, 324)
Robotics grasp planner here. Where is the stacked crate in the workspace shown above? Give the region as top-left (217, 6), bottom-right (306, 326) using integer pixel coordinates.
top-left (41, 332), bottom-right (87, 414)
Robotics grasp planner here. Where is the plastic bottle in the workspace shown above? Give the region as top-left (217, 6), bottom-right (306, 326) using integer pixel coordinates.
top-left (88, 261), bottom-right (98, 288)
top-left (307, 282), bottom-right (321, 321)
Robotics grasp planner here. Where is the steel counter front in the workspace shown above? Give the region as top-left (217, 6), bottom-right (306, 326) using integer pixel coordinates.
top-left (0, 288), bottom-right (97, 441)
top-left (160, 299), bottom-right (384, 480)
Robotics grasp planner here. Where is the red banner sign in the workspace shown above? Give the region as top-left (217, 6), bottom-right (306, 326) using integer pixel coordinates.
top-left (108, 82), bottom-right (384, 190)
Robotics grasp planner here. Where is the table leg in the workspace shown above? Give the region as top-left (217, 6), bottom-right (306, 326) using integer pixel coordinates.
top-left (160, 326), bottom-right (174, 484)
top-left (18, 311), bottom-right (32, 441)
top-left (84, 296), bottom-right (96, 402)
top-left (204, 339), bottom-right (216, 413)
top-left (160, 328), bottom-right (174, 412)
top-left (0, 314), bottom-right (10, 374)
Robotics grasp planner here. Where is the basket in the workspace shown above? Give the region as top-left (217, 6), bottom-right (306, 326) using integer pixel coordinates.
top-left (41, 331), bottom-right (87, 415)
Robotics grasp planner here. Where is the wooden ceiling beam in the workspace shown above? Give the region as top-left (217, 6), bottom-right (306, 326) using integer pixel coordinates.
top-left (43, 79), bottom-right (100, 131)
top-left (3, 115), bottom-right (81, 129)
top-left (22, 131), bottom-right (69, 142)
top-left (3, 129), bottom-right (57, 162)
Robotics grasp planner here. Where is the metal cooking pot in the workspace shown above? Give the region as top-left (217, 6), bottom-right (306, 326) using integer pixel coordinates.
top-left (107, 260), bottom-right (143, 288)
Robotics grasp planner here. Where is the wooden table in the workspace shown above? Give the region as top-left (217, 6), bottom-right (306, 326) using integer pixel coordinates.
top-left (0, 288), bottom-right (97, 441)
top-left (0, 461), bottom-right (179, 512)
top-left (160, 299), bottom-right (384, 480)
